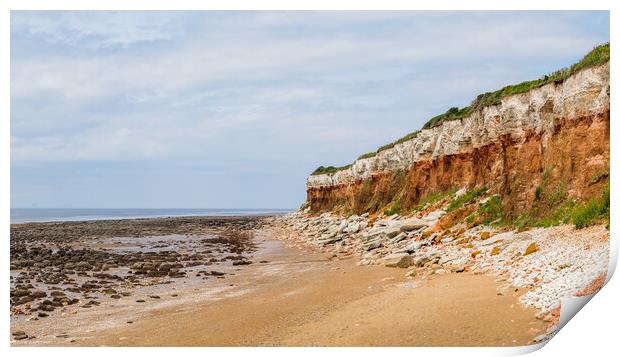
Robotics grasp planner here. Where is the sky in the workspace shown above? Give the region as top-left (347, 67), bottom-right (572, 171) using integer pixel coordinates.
top-left (10, 11), bottom-right (609, 209)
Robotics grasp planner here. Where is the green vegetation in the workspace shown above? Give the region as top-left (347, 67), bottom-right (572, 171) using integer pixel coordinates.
top-left (357, 152), bottom-right (377, 160)
top-left (542, 168), bottom-right (551, 181)
top-left (588, 169), bottom-right (609, 186)
top-left (572, 184), bottom-right (610, 229)
top-left (470, 43), bottom-right (609, 111)
top-left (535, 186), bottom-right (543, 201)
top-left (533, 200), bottom-right (576, 228)
top-left (383, 201), bottom-right (401, 216)
top-left (476, 195), bottom-right (504, 225)
top-left (310, 43), bottom-right (609, 177)
top-left (509, 179), bottom-right (609, 229)
top-left (447, 187), bottom-right (488, 212)
top-left (377, 130), bottom-right (421, 152)
top-left (422, 107), bottom-right (471, 130)
top-left (311, 164), bottom-right (352, 176)
top-left (414, 189), bottom-right (456, 211)
top-left (354, 178), bottom-right (374, 213)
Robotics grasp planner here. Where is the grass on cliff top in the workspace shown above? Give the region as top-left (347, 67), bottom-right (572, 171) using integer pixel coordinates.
top-left (311, 164), bottom-right (352, 176)
top-left (309, 43), bottom-right (609, 176)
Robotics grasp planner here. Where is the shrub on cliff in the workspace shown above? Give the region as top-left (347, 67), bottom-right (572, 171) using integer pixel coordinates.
top-left (311, 164), bottom-right (352, 176)
top-left (383, 201), bottom-right (401, 216)
top-left (447, 187), bottom-right (488, 212)
top-left (470, 43), bottom-right (609, 111)
top-left (476, 195), bottom-right (504, 224)
top-left (572, 184), bottom-right (610, 229)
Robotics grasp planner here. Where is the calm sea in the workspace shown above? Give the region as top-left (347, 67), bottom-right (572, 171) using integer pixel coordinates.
top-left (10, 208), bottom-right (292, 224)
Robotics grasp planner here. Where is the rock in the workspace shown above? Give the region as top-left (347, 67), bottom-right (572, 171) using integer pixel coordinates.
top-left (524, 242), bottom-right (539, 255)
top-left (434, 268), bottom-right (447, 275)
top-left (422, 210), bottom-right (445, 223)
top-left (403, 241), bottom-right (425, 253)
top-left (38, 312), bottom-right (49, 317)
top-left (450, 265), bottom-right (466, 273)
top-left (454, 188), bottom-right (467, 198)
top-left (344, 222), bottom-right (360, 234)
top-left (364, 238), bottom-right (383, 251)
top-left (480, 231), bottom-right (514, 246)
top-left (384, 226), bottom-right (401, 239)
top-left (318, 234), bottom-right (342, 245)
top-left (490, 247), bottom-right (501, 256)
top-left (399, 218), bottom-right (428, 232)
top-left (30, 290), bottom-right (47, 298)
top-left (232, 260), bottom-right (252, 266)
top-left (480, 232), bottom-right (491, 240)
top-left (389, 232), bottom-right (408, 244)
top-left (413, 251), bottom-right (439, 267)
top-left (12, 330), bottom-right (26, 336)
top-left (383, 253), bottom-right (414, 268)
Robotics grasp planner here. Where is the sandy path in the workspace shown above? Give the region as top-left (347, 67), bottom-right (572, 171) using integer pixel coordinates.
top-left (12, 230), bottom-right (548, 346)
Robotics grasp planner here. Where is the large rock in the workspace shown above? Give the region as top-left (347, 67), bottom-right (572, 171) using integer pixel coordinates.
top-left (384, 226), bottom-right (401, 239)
top-left (399, 218), bottom-right (428, 232)
top-left (382, 253), bottom-right (413, 268)
top-left (413, 251), bottom-right (440, 267)
top-left (338, 221), bottom-right (348, 232)
top-left (403, 241), bottom-right (425, 253)
top-left (345, 222), bottom-right (361, 234)
top-left (364, 237), bottom-right (383, 251)
top-left (480, 231), bottom-right (515, 246)
top-left (421, 210), bottom-right (445, 223)
top-left (389, 232), bottom-right (408, 244)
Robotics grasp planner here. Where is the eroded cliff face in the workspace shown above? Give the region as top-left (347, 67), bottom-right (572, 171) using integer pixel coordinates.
top-left (306, 63), bottom-right (610, 216)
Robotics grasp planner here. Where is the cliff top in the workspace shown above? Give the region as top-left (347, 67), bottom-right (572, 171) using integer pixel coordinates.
top-left (311, 43), bottom-right (610, 176)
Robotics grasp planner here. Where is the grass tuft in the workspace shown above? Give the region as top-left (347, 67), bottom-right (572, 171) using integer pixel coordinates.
top-left (447, 187), bottom-right (488, 212)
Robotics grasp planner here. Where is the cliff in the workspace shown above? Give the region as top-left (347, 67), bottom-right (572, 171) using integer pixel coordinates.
top-left (306, 47), bottom-right (610, 218)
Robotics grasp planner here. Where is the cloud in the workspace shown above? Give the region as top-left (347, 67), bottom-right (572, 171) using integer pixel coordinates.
top-left (10, 11), bottom-right (609, 208)
top-left (11, 11), bottom-right (186, 49)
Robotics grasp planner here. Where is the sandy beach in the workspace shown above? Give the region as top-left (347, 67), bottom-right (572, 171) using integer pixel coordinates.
top-left (10, 216), bottom-right (550, 346)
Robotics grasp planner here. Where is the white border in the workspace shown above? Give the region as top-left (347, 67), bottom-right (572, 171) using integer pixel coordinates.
top-left (2, 1), bottom-right (616, 356)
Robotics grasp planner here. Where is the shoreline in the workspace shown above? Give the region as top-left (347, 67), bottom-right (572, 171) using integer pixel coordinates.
top-left (10, 212), bottom-right (289, 226)
top-left (11, 222), bottom-right (549, 346)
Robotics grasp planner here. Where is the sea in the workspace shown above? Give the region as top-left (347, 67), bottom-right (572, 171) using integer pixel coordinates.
top-left (10, 208), bottom-right (293, 224)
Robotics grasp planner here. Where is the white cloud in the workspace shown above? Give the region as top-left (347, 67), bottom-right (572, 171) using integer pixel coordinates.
top-left (11, 11), bottom-right (609, 169)
top-left (11, 11), bottom-right (183, 48)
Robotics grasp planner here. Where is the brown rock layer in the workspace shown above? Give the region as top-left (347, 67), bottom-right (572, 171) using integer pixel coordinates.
top-left (307, 111), bottom-right (609, 216)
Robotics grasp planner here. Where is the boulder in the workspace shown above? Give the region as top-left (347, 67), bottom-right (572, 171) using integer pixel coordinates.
top-left (389, 232), bottom-right (408, 244)
top-left (338, 221), bottom-right (348, 232)
top-left (384, 226), bottom-right (401, 239)
top-left (382, 253), bottom-right (414, 268)
top-left (399, 218), bottom-right (428, 232)
top-left (524, 242), bottom-right (539, 255)
top-left (480, 231), bottom-right (514, 246)
top-left (413, 251), bottom-right (440, 267)
top-left (422, 210), bottom-right (445, 223)
top-left (345, 222), bottom-right (361, 234)
top-left (403, 241), bottom-right (425, 253)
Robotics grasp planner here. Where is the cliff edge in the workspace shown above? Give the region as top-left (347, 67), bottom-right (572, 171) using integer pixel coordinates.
top-left (305, 44), bottom-right (610, 221)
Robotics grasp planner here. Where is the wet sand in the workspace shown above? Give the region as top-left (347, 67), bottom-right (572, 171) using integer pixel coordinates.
top-left (11, 223), bottom-right (549, 346)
